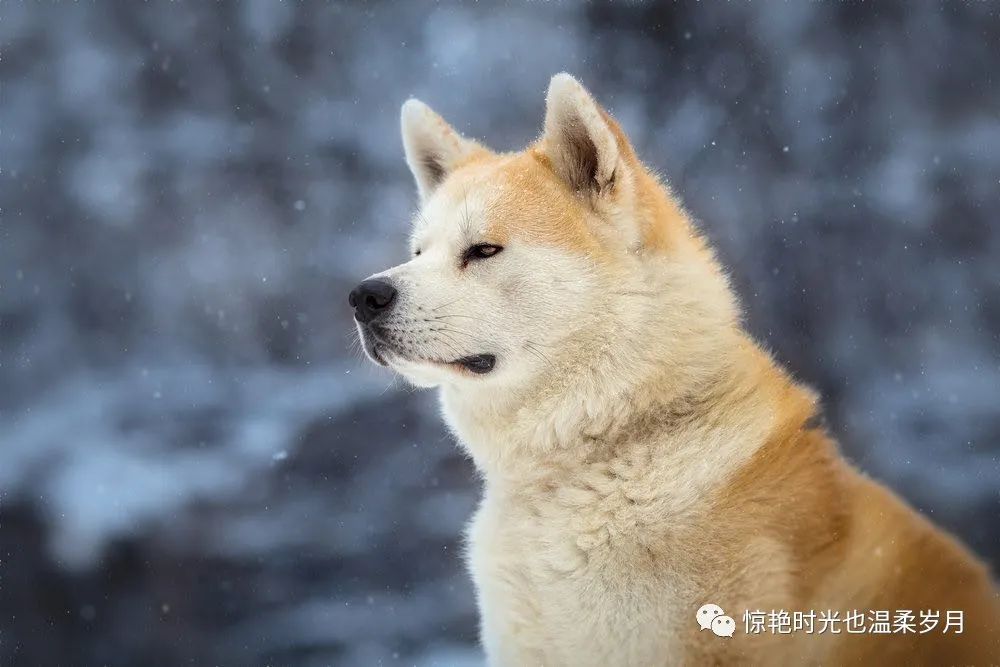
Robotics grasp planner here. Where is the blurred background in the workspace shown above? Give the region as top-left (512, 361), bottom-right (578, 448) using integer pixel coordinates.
top-left (2, 1), bottom-right (999, 665)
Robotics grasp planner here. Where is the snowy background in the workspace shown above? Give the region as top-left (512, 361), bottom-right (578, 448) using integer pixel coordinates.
top-left (2, 2), bottom-right (999, 665)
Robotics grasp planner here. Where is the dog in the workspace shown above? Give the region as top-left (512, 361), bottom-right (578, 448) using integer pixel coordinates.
top-left (350, 73), bottom-right (1000, 665)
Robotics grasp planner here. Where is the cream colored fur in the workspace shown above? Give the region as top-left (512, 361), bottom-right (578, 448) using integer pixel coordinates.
top-left (354, 74), bottom-right (1000, 665)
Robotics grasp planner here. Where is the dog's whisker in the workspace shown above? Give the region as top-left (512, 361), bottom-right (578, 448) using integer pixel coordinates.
top-left (431, 296), bottom-right (467, 312)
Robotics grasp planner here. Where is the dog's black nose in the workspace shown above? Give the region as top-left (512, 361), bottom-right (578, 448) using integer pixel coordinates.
top-left (349, 278), bottom-right (397, 323)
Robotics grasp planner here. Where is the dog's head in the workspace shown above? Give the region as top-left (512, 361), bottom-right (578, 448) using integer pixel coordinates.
top-left (351, 74), bottom-right (735, 393)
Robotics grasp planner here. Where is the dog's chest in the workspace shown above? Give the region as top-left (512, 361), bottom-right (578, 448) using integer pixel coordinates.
top-left (466, 486), bottom-right (692, 665)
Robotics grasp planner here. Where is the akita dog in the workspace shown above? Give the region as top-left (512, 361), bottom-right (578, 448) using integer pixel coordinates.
top-left (350, 74), bottom-right (1000, 665)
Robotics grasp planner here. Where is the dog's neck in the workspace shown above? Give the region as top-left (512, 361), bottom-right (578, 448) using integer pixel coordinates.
top-left (440, 319), bottom-right (807, 493)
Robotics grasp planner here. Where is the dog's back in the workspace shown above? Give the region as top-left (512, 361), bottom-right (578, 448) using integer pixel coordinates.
top-left (696, 371), bottom-right (1000, 664)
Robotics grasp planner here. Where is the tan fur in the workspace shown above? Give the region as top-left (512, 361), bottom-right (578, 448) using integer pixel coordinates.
top-left (360, 74), bottom-right (1000, 665)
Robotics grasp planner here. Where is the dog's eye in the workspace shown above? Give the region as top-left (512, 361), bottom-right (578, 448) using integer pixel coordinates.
top-left (463, 243), bottom-right (503, 265)
top-left (413, 249), bottom-right (422, 257)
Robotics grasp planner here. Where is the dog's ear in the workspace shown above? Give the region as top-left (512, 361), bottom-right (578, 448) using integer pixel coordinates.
top-left (541, 73), bottom-right (628, 201)
top-left (401, 99), bottom-right (486, 201)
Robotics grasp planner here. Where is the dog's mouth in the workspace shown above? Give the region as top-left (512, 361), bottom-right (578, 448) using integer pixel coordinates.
top-left (359, 326), bottom-right (496, 375)
top-left (451, 353), bottom-right (496, 374)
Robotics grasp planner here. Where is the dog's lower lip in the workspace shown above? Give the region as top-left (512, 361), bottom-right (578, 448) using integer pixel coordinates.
top-left (368, 342), bottom-right (389, 366)
top-left (360, 328), bottom-right (390, 366)
top-left (454, 354), bottom-right (496, 374)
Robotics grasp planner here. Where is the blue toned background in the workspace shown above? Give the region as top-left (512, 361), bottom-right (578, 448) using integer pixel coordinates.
top-left (2, 2), bottom-right (998, 665)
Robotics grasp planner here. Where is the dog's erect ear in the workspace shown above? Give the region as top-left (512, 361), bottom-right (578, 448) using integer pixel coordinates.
top-left (401, 99), bottom-right (485, 201)
top-left (541, 73), bottom-right (626, 199)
